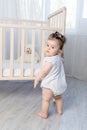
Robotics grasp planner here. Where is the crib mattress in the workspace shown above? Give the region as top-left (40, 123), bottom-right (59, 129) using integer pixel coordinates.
top-left (3, 60), bottom-right (40, 77)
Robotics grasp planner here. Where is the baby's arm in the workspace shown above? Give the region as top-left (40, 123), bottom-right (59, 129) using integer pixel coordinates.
top-left (34, 62), bottom-right (52, 88)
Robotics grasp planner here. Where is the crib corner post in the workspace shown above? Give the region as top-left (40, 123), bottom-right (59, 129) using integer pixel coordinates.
top-left (0, 28), bottom-right (3, 78)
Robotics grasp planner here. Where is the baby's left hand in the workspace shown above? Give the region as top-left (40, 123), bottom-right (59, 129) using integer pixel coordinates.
top-left (34, 80), bottom-right (39, 88)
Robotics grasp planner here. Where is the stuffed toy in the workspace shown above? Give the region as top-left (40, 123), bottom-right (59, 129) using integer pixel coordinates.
top-left (24, 44), bottom-right (40, 63)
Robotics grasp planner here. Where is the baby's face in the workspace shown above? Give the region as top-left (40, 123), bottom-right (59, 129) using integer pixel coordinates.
top-left (45, 39), bottom-right (60, 57)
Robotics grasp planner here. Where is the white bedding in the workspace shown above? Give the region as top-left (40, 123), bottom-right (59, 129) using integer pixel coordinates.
top-left (3, 60), bottom-right (40, 77)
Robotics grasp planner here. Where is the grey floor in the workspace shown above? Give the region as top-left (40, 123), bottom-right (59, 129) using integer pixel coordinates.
top-left (0, 77), bottom-right (87, 130)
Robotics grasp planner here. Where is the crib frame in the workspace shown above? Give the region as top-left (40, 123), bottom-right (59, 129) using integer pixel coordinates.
top-left (0, 7), bottom-right (66, 80)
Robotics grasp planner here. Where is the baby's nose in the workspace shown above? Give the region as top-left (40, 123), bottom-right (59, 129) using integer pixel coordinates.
top-left (48, 46), bottom-right (51, 50)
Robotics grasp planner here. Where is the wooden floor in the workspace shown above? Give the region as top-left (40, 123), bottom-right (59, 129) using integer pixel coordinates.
top-left (0, 77), bottom-right (87, 130)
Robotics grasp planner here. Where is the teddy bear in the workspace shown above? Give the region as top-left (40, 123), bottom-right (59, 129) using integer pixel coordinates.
top-left (24, 44), bottom-right (40, 63)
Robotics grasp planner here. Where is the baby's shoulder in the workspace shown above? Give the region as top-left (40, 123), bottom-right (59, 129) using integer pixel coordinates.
top-left (44, 55), bottom-right (59, 64)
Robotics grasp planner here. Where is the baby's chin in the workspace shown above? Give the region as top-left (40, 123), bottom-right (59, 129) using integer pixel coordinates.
top-left (45, 53), bottom-right (52, 57)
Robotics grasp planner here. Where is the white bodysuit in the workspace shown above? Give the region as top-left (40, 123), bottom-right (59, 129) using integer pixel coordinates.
top-left (41, 55), bottom-right (67, 96)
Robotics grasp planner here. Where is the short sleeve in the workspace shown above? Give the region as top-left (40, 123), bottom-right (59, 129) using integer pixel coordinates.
top-left (44, 57), bottom-right (56, 65)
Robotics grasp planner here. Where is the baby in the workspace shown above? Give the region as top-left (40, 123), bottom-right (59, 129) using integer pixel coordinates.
top-left (34, 31), bottom-right (67, 119)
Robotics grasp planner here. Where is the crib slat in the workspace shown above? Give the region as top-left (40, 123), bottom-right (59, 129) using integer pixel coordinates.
top-left (31, 30), bottom-right (35, 76)
top-left (2, 28), bottom-right (6, 60)
top-left (40, 23), bottom-right (43, 60)
top-left (20, 29), bottom-right (25, 77)
top-left (0, 28), bottom-right (3, 77)
top-left (41, 31), bottom-right (45, 66)
top-left (25, 29), bottom-right (28, 45)
top-left (62, 8), bottom-right (66, 34)
top-left (18, 29), bottom-right (21, 58)
top-left (10, 28), bottom-right (14, 77)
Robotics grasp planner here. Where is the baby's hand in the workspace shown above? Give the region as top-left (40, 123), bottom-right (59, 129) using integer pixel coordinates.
top-left (34, 80), bottom-right (39, 88)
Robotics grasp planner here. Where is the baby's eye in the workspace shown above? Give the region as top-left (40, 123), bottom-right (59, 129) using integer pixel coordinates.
top-left (52, 46), bottom-right (55, 49)
top-left (47, 44), bottom-right (49, 47)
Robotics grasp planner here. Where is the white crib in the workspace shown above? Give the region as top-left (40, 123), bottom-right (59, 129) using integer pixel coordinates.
top-left (0, 7), bottom-right (66, 80)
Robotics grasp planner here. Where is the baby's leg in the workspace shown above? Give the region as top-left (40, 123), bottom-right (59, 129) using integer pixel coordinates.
top-left (54, 95), bottom-right (63, 115)
top-left (38, 87), bottom-right (53, 119)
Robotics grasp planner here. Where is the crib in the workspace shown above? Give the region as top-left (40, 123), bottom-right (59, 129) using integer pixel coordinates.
top-left (0, 7), bottom-right (66, 80)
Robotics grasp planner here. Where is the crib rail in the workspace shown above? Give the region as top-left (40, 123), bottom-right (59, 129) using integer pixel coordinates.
top-left (0, 18), bottom-right (47, 28)
top-left (48, 7), bottom-right (66, 34)
top-left (0, 25), bottom-right (57, 80)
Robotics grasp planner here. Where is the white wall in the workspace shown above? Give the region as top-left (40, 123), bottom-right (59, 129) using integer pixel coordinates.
top-left (64, 34), bottom-right (87, 81)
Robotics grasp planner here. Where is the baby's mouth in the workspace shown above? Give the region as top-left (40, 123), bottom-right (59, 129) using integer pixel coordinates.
top-left (46, 50), bottom-right (49, 53)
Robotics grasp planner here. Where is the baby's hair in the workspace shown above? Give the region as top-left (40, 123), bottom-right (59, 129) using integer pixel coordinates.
top-left (48, 31), bottom-right (66, 50)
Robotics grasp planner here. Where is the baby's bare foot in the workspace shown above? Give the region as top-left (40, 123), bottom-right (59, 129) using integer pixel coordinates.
top-left (58, 111), bottom-right (63, 115)
top-left (37, 112), bottom-right (48, 119)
